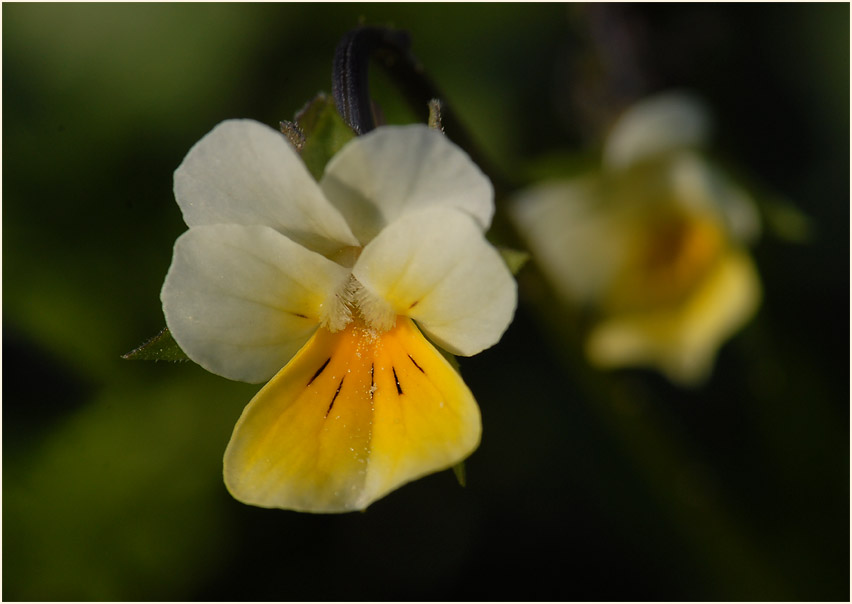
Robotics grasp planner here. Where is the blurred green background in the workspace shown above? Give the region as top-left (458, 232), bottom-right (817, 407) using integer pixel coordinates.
top-left (3, 3), bottom-right (848, 600)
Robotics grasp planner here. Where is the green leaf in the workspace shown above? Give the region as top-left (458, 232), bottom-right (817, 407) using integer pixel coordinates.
top-left (451, 461), bottom-right (467, 487)
top-left (498, 247), bottom-right (530, 275)
top-left (283, 93), bottom-right (356, 181)
top-left (122, 327), bottom-right (188, 362)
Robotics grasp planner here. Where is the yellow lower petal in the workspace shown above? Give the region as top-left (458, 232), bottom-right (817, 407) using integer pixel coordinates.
top-left (586, 247), bottom-right (761, 385)
top-left (223, 317), bottom-right (481, 513)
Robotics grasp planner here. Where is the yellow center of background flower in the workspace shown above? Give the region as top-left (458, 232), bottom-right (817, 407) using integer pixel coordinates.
top-left (604, 209), bottom-right (725, 314)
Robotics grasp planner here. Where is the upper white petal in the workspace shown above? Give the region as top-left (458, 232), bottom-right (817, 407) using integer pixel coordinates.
top-left (174, 119), bottom-right (358, 257)
top-left (161, 224), bottom-right (351, 383)
top-left (320, 125), bottom-right (494, 245)
top-left (604, 92), bottom-right (709, 171)
top-left (352, 207), bottom-right (516, 356)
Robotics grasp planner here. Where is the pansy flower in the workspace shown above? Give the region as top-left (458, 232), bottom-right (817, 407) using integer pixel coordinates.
top-left (161, 120), bottom-right (517, 512)
top-left (511, 93), bottom-right (761, 385)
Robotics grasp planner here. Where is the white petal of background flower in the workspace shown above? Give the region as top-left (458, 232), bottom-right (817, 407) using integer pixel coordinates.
top-left (669, 154), bottom-right (761, 243)
top-left (603, 92), bottom-right (709, 171)
top-left (174, 119), bottom-right (359, 258)
top-left (510, 178), bottom-right (624, 304)
top-left (162, 224), bottom-right (350, 383)
top-left (320, 125), bottom-right (494, 245)
top-left (353, 207), bottom-right (516, 357)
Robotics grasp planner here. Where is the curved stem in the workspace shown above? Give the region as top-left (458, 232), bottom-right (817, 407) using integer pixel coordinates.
top-left (332, 26), bottom-right (410, 135)
top-left (331, 26), bottom-right (511, 196)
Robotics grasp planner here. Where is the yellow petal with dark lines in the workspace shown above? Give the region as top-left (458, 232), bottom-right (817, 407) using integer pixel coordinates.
top-left (223, 317), bottom-right (481, 513)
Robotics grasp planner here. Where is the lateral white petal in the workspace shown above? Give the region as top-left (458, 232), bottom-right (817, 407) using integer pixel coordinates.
top-left (510, 178), bottom-right (626, 304)
top-left (352, 208), bottom-right (516, 356)
top-left (320, 125), bottom-right (494, 245)
top-left (161, 224), bottom-right (350, 383)
top-left (174, 119), bottom-right (358, 257)
top-left (667, 152), bottom-right (761, 243)
top-left (604, 92), bottom-right (709, 171)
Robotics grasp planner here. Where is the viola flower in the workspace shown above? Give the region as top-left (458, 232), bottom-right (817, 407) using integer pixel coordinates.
top-left (511, 93), bottom-right (761, 385)
top-left (161, 120), bottom-right (516, 512)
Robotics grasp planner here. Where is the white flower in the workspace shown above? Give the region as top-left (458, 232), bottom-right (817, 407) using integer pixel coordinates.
top-left (511, 93), bottom-right (761, 385)
top-left (161, 120), bottom-right (517, 512)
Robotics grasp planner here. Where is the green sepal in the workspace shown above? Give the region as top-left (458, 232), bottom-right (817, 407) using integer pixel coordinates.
top-left (282, 93), bottom-right (356, 181)
top-left (437, 346), bottom-right (461, 374)
top-left (122, 327), bottom-right (189, 362)
top-left (427, 98), bottom-right (444, 132)
top-left (760, 197), bottom-right (815, 244)
top-left (451, 461), bottom-right (467, 487)
top-left (498, 247), bottom-right (530, 275)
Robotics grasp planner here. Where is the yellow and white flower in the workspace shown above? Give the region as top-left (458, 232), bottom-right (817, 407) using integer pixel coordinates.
top-left (162, 120), bottom-right (517, 512)
top-left (511, 93), bottom-right (761, 385)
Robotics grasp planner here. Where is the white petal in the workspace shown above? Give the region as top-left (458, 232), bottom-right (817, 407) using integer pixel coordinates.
top-left (510, 178), bottom-right (626, 304)
top-left (352, 207), bottom-right (516, 356)
top-left (161, 224), bottom-right (350, 383)
top-left (604, 92), bottom-right (710, 171)
top-left (320, 125), bottom-right (494, 245)
top-left (667, 153), bottom-right (761, 243)
top-left (174, 119), bottom-right (358, 257)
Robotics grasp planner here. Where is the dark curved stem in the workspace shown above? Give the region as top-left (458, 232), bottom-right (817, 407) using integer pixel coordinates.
top-left (331, 26), bottom-right (511, 196)
top-left (332, 27), bottom-right (411, 135)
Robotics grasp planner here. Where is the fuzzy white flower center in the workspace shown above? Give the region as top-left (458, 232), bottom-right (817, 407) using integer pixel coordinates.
top-left (321, 246), bottom-right (397, 334)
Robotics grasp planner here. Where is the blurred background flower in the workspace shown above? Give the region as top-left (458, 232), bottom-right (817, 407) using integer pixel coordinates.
top-left (511, 92), bottom-right (762, 385)
top-left (3, 3), bottom-right (848, 601)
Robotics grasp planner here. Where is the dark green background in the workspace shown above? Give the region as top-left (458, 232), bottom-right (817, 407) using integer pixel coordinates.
top-left (4, 3), bottom-right (848, 600)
